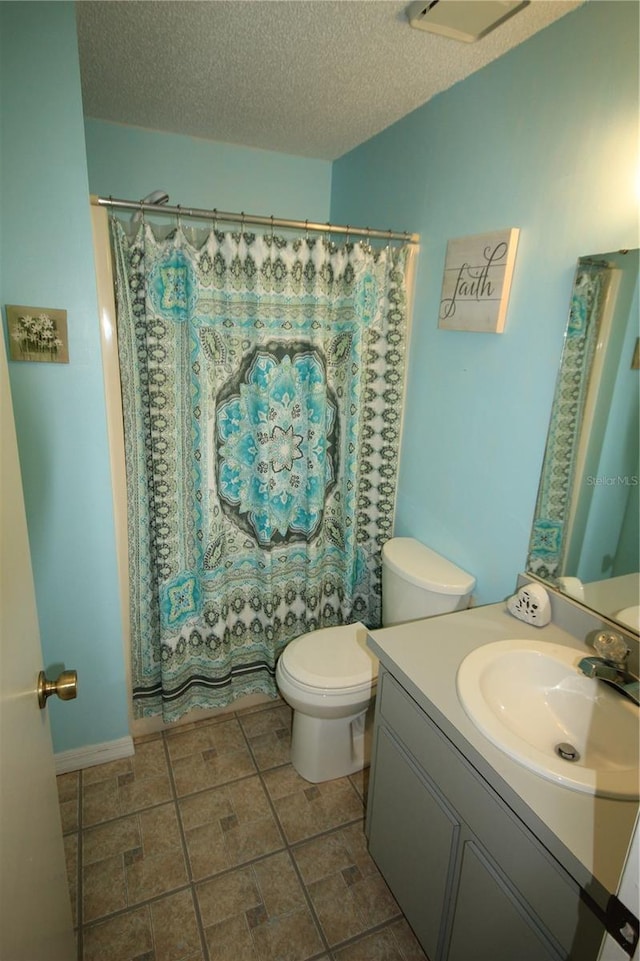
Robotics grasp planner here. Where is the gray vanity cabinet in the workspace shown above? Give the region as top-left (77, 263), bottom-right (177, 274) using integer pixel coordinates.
top-left (366, 667), bottom-right (605, 961)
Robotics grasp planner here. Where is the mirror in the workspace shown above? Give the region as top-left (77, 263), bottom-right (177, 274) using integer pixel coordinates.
top-left (527, 248), bottom-right (639, 633)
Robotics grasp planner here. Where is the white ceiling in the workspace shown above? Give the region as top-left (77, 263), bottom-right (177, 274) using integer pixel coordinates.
top-left (76, 0), bottom-right (583, 161)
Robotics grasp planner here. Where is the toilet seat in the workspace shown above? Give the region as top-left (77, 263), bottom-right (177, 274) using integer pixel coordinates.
top-left (279, 622), bottom-right (378, 693)
top-left (277, 655), bottom-right (377, 701)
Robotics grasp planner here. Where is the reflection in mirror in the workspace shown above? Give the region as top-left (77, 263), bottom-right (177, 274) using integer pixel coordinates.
top-left (527, 249), bottom-right (639, 633)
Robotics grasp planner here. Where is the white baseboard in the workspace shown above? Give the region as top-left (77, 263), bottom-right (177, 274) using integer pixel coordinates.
top-left (54, 735), bottom-right (135, 775)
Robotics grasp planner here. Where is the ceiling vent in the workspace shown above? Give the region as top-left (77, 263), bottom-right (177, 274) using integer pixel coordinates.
top-left (406, 1), bottom-right (530, 43)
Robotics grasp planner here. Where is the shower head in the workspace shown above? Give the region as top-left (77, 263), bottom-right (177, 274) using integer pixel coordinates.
top-left (131, 189), bottom-right (169, 224)
top-left (141, 190), bottom-right (169, 206)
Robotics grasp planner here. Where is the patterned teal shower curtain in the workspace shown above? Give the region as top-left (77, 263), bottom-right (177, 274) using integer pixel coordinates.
top-left (527, 261), bottom-right (611, 581)
top-left (111, 218), bottom-right (409, 722)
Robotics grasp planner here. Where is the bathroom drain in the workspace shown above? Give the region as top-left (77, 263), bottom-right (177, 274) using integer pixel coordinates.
top-left (555, 742), bottom-right (580, 762)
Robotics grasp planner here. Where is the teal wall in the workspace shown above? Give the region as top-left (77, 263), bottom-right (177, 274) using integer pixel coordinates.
top-left (331, 0), bottom-right (639, 605)
top-left (0, 2), bottom-right (129, 751)
top-left (84, 119), bottom-right (332, 221)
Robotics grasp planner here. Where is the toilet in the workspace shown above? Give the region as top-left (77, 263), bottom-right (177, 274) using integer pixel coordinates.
top-left (275, 537), bottom-right (475, 782)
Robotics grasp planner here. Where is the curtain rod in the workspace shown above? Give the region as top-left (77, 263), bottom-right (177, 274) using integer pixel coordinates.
top-left (94, 195), bottom-right (419, 245)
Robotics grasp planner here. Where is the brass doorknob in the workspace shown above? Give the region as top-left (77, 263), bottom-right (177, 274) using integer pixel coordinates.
top-left (37, 669), bottom-right (78, 709)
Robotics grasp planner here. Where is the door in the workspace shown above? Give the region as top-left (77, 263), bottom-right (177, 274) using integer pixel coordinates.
top-left (0, 332), bottom-right (76, 960)
top-left (368, 726), bottom-right (460, 960)
top-left (445, 841), bottom-right (564, 961)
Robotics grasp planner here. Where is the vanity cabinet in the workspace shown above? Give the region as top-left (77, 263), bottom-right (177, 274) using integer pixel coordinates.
top-left (367, 668), bottom-right (606, 961)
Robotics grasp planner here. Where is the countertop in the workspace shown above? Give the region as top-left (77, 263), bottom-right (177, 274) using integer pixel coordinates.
top-left (366, 601), bottom-right (639, 906)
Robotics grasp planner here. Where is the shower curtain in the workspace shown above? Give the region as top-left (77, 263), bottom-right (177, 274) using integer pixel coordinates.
top-left (111, 217), bottom-right (410, 722)
top-left (527, 261), bottom-right (611, 581)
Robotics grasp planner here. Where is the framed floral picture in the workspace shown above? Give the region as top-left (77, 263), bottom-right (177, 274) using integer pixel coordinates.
top-left (6, 305), bottom-right (69, 363)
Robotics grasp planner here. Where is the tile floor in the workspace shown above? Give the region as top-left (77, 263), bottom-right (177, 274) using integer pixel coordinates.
top-left (58, 699), bottom-right (429, 961)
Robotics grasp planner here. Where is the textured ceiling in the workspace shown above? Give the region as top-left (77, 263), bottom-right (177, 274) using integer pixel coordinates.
top-left (76, 0), bottom-right (583, 160)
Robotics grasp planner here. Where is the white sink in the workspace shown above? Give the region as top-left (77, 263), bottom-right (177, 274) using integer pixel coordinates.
top-left (616, 605), bottom-right (640, 632)
top-left (457, 640), bottom-right (639, 799)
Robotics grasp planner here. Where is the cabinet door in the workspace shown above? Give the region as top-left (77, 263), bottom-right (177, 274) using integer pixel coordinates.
top-left (368, 727), bottom-right (459, 960)
top-left (446, 841), bottom-right (563, 961)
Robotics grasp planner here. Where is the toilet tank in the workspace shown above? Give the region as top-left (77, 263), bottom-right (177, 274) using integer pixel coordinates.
top-left (382, 537), bottom-right (475, 627)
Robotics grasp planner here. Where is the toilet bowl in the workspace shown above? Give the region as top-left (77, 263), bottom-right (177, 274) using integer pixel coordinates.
top-left (276, 622), bottom-right (377, 783)
top-left (276, 537), bottom-right (475, 782)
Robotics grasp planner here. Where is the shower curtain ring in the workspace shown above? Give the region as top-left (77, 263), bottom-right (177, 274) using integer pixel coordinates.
top-left (305, 220), bottom-right (309, 241)
top-left (240, 212), bottom-right (245, 236)
top-left (270, 214), bottom-right (275, 242)
top-left (212, 208), bottom-right (218, 232)
top-left (176, 204), bottom-right (182, 230)
top-left (346, 225), bottom-right (350, 245)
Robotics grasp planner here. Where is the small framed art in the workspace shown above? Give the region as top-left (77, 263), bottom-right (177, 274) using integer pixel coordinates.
top-left (6, 305), bottom-right (69, 363)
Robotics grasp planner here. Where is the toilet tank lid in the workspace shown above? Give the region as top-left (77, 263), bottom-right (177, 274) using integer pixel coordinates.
top-left (382, 538), bottom-right (475, 595)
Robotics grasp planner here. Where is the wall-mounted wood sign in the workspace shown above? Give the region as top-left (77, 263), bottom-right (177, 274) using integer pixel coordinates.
top-left (438, 228), bottom-right (519, 333)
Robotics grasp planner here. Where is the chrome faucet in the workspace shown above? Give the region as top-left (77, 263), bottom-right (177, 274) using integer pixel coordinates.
top-left (578, 631), bottom-right (640, 706)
